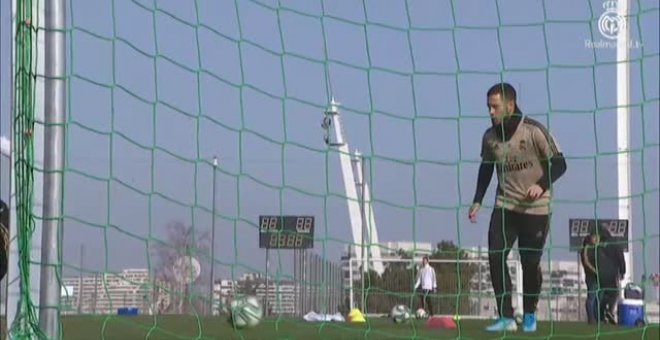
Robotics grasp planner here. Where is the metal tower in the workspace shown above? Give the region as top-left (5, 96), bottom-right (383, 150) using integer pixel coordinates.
top-left (321, 98), bottom-right (384, 275)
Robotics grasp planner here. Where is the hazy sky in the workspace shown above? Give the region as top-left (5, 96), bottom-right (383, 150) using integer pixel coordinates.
top-left (1, 0), bottom-right (658, 286)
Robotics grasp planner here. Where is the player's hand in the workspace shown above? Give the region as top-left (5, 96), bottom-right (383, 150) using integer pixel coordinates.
top-left (526, 184), bottom-right (544, 200)
top-left (468, 203), bottom-right (480, 223)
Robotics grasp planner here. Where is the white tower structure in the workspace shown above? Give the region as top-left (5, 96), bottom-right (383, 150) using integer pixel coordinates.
top-left (322, 98), bottom-right (384, 275)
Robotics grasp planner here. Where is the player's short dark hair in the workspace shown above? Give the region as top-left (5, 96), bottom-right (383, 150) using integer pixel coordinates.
top-left (487, 82), bottom-right (517, 103)
top-left (422, 255), bottom-right (429, 261)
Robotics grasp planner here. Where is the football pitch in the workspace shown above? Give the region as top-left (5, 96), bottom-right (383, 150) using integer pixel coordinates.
top-left (60, 315), bottom-right (659, 340)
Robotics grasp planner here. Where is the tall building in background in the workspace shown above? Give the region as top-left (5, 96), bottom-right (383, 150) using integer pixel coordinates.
top-left (61, 269), bottom-right (152, 315)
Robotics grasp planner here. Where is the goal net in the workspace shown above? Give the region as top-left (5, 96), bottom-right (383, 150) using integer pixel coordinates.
top-left (3, 0), bottom-right (658, 339)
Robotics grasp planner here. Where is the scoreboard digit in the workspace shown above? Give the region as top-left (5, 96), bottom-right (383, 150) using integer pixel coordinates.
top-left (260, 216), bottom-right (278, 232)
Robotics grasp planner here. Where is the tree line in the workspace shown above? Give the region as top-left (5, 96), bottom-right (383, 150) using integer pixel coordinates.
top-left (150, 220), bottom-right (480, 316)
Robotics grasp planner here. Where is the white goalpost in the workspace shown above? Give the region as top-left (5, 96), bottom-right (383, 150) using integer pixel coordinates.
top-left (615, 0), bottom-right (634, 290)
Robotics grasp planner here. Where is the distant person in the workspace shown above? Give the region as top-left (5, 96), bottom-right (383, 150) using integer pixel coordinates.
top-left (595, 228), bottom-right (625, 324)
top-left (0, 198), bottom-right (9, 281)
top-left (414, 255), bottom-right (437, 315)
top-left (580, 233), bottom-right (599, 324)
top-left (468, 83), bottom-right (567, 332)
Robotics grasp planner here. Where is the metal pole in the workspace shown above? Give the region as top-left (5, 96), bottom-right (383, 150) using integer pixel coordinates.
top-left (314, 253), bottom-right (317, 313)
top-left (478, 246), bottom-right (482, 316)
top-left (335, 263), bottom-right (339, 313)
top-left (209, 157), bottom-right (218, 315)
top-left (577, 252), bottom-right (582, 321)
top-left (328, 261), bottom-right (332, 313)
top-left (324, 258), bottom-right (328, 313)
top-left (325, 258), bottom-right (329, 314)
top-left (330, 261), bottom-right (334, 313)
top-left (310, 253), bottom-right (314, 313)
top-left (316, 255), bottom-right (321, 313)
top-left (299, 250), bottom-right (303, 315)
top-left (294, 249), bottom-right (298, 316)
top-left (313, 254), bottom-right (317, 313)
top-left (333, 261), bottom-right (336, 313)
top-left (311, 253), bottom-right (315, 313)
top-left (299, 249), bottom-right (303, 316)
top-left (93, 273), bottom-right (98, 314)
top-left (349, 255), bottom-right (354, 311)
top-left (39, 0), bottom-right (66, 336)
top-left (555, 293), bottom-right (559, 321)
top-left (359, 154), bottom-right (367, 312)
top-left (315, 254), bottom-right (320, 313)
top-left (265, 248), bottom-right (269, 316)
top-left (321, 256), bottom-right (325, 313)
top-left (337, 263), bottom-right (341, 313)
top-left (302, 250), bottom-right (307, 314)
top-left (78, 244), bottom-right (84, 314)
top-left (336, 263), bottom-right (340, 313)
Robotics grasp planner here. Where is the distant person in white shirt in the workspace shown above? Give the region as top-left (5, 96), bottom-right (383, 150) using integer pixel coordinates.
top-left (414, 255), bottom-right (437, 315)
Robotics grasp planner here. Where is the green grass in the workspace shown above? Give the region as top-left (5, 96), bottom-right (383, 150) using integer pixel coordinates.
top-left (60, 315), bottom-right (659, 340)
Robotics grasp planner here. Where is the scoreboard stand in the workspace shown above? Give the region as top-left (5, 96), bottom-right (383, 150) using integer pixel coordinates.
top-left (259, 215), bottom-right (315, 317)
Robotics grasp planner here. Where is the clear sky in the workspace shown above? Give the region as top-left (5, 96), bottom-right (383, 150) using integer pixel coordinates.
top-left (1, 0), bottom-right (658, 286)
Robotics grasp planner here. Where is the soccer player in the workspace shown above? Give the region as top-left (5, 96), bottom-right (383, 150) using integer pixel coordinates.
top-left (580, 233), bottom-right (599, 324)
top-left (594, 227), bottom-right (625, 324)
top-left (414, 255), bottom-right (437, 315)
top-left (468, 83), bottom-right (567, 332)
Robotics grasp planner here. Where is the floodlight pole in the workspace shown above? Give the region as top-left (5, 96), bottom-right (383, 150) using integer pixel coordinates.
top-left (209, 157), bottom-right (218, 315)
top-left (353, 151), bottom-right (367, 312)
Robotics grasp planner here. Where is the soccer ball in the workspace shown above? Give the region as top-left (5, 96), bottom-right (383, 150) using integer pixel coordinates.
top-left (228, 296), bottom-right (263, 329)
top-left (415, 308), bottom-right (428, 319)
top-left (390, 304), bottom-right (412, 323)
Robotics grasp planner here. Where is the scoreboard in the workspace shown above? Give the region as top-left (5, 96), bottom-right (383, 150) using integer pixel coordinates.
top-left (259, 215), bottom-right (314, 249)
top-left (568, 218), bottom-right (629, 252)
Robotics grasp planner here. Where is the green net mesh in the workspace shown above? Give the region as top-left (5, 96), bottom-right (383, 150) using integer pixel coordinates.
top-left (5, 0), bottom-right (659, 339)
top-left (9, 0), bottom-right (47, 338)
